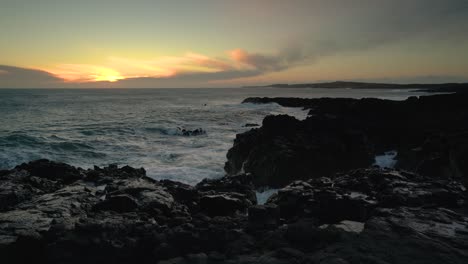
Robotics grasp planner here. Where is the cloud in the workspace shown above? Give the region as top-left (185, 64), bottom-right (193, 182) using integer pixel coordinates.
top-left (228, 44), bottom-right (309, 73)
top-left (4, 1), bottom-right (468, 90)
top-left (2, 1), bottom-right (468, 88)
top-left (0, 65), bottom-right (64, 88)
top-left (225, 0), bottom-right (468, 75)
top-left (44, 52), bottom-right (241, 83)
top-left (229, 49), bottom-right (286, 71)
top-left (36, 50), bottom-right (275, 88)
top-left (46, 64), bottom-right (125, 82)
top-left (2, 61), bottom-right (467, 89)
top-left (0, 50), bottom-right (269, 88)
top-left (64, 67), bottom-right (262, 89)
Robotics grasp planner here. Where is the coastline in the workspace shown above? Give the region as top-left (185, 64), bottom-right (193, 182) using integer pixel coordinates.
top-left (1, 91), bottom-right (468, 263)
top-left (243, 81), bottom-right (468, 93)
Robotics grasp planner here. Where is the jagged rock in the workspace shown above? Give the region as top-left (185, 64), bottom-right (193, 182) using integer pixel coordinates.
top-left (225, 114), bottom-right (374, 187)
top-left (310, 207), bottom-right (468, 264)
top-left (248, 204), bottom-right (280, 229)
top-left (229, 93), bottom-right (468, 187)
top-left (0, 159), bottom-right (467, 263)
top-left (160, 180), bottom-right (198, 205)
top-left (196, 173), bottom-right (257, 205)
top-left (94, 194), bottom-right (138, 212)
top-left (267, 168), bottom-right (466, 223)
top-left (199, 193), bottom-right (248, 216)
top-left (0, 175), bottom-right (35, 211)
top-left (15, 159), bottom-right (84, 183)
top-left (285, 218), bottom-right (341, 249)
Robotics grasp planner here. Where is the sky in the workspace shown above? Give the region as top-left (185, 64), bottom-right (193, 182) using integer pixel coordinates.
top-left (1, 0), bottom-right (468, 88)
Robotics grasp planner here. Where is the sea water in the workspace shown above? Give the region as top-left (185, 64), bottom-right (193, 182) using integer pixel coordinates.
top-left (0, 87), bottom-right (427, 184)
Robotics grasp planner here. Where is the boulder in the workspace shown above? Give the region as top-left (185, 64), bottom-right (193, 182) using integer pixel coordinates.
top-left (196, 173), bottom-right (257, 205)
top-left (248, 204), bottom-right (280, 229)
top-left (199, 193), bottom-right (248, 216)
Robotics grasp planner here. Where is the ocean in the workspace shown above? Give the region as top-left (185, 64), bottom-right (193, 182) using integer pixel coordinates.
top-left (0, 88), bottom-right (428, 185)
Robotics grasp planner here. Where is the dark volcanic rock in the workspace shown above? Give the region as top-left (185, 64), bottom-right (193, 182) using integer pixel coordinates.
top-left (0, 160), bottom-right (259, 263)
top-left (226, 114), bottom-right (374, 187)
top-left (199, 193), bottom-right (247, 216)
top-left (310, 207), bottom-right (468, 264)
top-left (248, 204), bottom-right (280, 229)
top-left (228, 93), bottom-right (468, 187)
top-left (267, 168), bottom-right (466, 222)
top-left (16, 159), bottom-right (84, 183)
top-left (196, 173), bottom-right (257, 216)
top-left (196, 173), bottom-right (257, 204)
top-left (1, 160), bottom-right (468, 263)
top-left (94, 194), bottom-right (138, 213)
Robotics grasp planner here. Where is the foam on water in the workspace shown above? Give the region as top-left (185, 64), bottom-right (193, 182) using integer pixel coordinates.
top-left (0, 88), bottom-right (425, 184)
top-left (374, 150), bottom-right (398, 168)
top-left (256, 189), bottom-right (279, 205)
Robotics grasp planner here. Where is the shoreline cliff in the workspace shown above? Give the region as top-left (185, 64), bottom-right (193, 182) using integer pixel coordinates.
top-left (1, 91), bottom-right (468, 264)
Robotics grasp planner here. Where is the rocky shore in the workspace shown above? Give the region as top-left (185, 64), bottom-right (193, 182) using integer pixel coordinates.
top-left (232, 92), bottom-right (468, 187)
top-left (1, 92), bottom-right (468, 264)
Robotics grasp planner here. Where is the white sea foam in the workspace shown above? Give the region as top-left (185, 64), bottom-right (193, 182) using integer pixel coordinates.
top-left (374, 150), bottom-right (398, 168)
top-left (0, 88), bottom-right (425, 185)
top-left (256, 189), bottom-right (279, 205)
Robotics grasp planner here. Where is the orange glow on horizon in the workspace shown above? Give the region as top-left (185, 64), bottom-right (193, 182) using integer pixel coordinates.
top-left (41, 51), bottom-right (246, 83)
top-left (45, 64), bottom-right (125, 83)
top-left (90, 69), bottom-right (125, 82)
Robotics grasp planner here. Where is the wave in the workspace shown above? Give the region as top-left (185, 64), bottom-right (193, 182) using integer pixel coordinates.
top-left (78, 127), bottom-right (136, 136)
top-left (256, 188), bottom-right (279, 205)
top-left (0, 134), bottom-right (44, 147)
top-left (144, 126), bottom-right (181, 136)
top-left (1, 88), bottom-right (421, 183)
top-left (50, 141), bottom-right (94, 151)
top-left (0, 133), bottom-right (106, 169)
top-left (1, 134), bottom-right (95, 151)
top-left (144, 126), bottom-right (207, 137)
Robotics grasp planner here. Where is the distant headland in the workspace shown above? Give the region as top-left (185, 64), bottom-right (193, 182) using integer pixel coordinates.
top-left (244, 81), bottom-right (468, 93)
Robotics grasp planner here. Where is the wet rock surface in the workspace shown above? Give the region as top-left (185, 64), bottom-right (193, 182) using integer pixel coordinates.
top-left (228, 93), bottom-right (468, 187)
top-left (1, 160), bottom-right (467, 263)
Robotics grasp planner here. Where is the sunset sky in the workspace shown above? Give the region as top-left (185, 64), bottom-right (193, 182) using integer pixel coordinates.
top-left (1, 0), bottom-right (468, 88)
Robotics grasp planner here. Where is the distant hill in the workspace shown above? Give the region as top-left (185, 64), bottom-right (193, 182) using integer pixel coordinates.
top-left (244, 81), bottom-right (468, 93)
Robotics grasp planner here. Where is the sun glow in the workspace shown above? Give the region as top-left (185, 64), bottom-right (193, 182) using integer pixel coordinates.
top-left (39, 50), bottom-right (261, 85)
top-left (43, 52), bottom-right (240, 84)
top-left (91, 68), bottom-right (124, 82)
top-left (45, 64), bottom-right (125, 83)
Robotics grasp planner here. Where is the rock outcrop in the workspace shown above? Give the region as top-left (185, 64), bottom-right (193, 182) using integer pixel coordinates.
top-left (2, 92), bottom-right (468, 263)
top-left (1, 160), bottom-right (468, 264)
top-left (0, 160), bottom-right (253, 263)
top-left (227, 93), bottom-right (468, 187)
